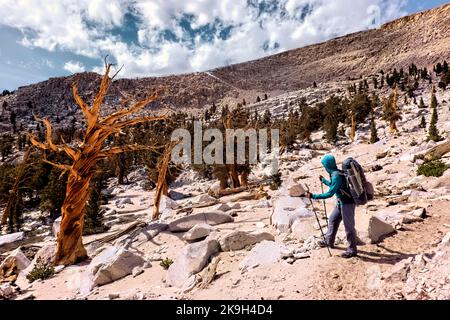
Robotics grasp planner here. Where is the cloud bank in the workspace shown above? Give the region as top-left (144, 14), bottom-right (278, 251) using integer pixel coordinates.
top-left (0, 0), bottom-right (408, 78)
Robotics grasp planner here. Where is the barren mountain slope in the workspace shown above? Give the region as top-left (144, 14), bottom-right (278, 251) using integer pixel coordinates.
top-left (211, 3), bottom-right (450, 92)
top-left (0, 3), bottom-right (449, 133)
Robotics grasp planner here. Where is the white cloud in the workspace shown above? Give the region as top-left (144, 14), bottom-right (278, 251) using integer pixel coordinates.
top-left (64, 61), bottom-right (85, 73)
top-left (0, 0), bottom-right (409, 78)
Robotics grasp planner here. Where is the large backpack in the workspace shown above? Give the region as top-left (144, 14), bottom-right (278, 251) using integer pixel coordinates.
top-left (340, 157), bottom-right (374, 205)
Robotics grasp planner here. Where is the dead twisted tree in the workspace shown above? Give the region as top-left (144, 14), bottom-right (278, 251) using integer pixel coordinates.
top-left (29, 62), bottom-right (166, 265)
top-left (152, 141), bottom-right (178, 220)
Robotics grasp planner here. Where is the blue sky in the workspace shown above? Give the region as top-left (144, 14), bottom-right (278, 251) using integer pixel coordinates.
top-left (0, 0), bottom-right (448, 91)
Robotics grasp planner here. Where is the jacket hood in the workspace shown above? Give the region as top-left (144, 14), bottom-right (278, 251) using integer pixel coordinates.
top-left (321, 154), bottom-right (338, 175)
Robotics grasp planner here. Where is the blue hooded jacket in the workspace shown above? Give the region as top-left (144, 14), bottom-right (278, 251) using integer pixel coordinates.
top-left (311, 154), bottom-right (353, 203)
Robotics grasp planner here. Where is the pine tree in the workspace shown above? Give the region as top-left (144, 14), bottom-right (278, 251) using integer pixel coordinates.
top-left (435, 62), bottom-right (443, 74)
top-left (419, 115), bottom-right (426, 129)
top-left (40, 169), bottom-right (68, 220)
top-left (262, 109), bottom-right (272, 125)
top-left (430, 91), bottom-right (438, 114)
top-left (323, 96), bottom-right (341, 142)
top-left (383, 86), bottom-right (401, 134)
top-left (427, 105), bottom-right (441, 142)
top-left (419, 97), bottom-right (426, 108)
top-left (210, 102), bottom-right (217, 114)
top-left (10, 110), bottom-right (17, 133)
top-left (256, 96), bottom-right (261, 103)
top-left (370, 115), bottom-right (379, 144)
top-left (0, 134), bottom-right (14, 161)
top-left (83, 173), bottom-right (109, 235)
top-left (269, 169), bottom-right (282, 190)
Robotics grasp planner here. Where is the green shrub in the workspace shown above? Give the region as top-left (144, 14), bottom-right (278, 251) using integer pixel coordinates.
top-left (160, 258), bottom-right (174, 270)
top-left (269, 170), bottom-right (282, 190)
top-left (26, 257), bottom-right (55, 282)
top-left (417, 160), bottom-right (449, 177)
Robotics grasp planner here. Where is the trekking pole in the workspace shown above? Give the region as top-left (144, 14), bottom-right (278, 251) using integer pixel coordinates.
top-left (320, 182), bottom-right (329, 228)
top-left (304, 186), bottom-right (332, 257)
top-left (309, 198), bottom-right (332, 257)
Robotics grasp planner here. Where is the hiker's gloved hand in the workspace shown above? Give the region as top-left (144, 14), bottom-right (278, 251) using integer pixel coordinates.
top-left (301, 192), bottom-right (312, 199)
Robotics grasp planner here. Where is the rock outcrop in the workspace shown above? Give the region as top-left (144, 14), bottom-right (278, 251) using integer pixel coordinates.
top-left (219, 231), bottom-right (275, 252)
top-left (167, 239), bottom-right (220, 288)
top-left (169, 212), bottom-right (233, 232)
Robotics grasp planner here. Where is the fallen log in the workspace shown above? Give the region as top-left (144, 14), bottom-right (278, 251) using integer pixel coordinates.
top-left (213, 186), bottom-right (248, 197)
top-left (415, 140), bottom-right (450, 162)
top-left (84, 221), bottom-right (147, 246)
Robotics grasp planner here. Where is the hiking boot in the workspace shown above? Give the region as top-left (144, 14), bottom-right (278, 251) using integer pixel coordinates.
top-left (340, 251), bottom-right (357, 259)
top-left (317, 240), bottom-right (334, 249)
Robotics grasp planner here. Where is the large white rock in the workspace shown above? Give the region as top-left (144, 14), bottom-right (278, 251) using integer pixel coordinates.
top-left (34, 243), bottom-right (57, 265)
top-left (291, 219), bottom-right (317, 241)
top-left (376, 206), bottom-right (427, 226)
top-left (168, 212), bottom-right (233, 232)
top-left (187, 194), bottom-right (219, 208)
top-left (356, 214), bottom-right (396, 244)
top-left (160, 195), bottom-right (179, 211)
top-left (166, 239), bottom-right (219, 288)
top-left (52, 217), bottom-right (62, 237)
top-left (0, 248), bottom-right (31, 272)
top-left (240, 241), bottom-right (286, 269)
top-left (271, 196), bottom-right (312, 233)
top-left (15, 243), bottom-right (57, 289)
top-left (286, 181), bottom-right (306, 197)
top-left (0, 232), bottom-right (24, 253)
top-left (219, 231), bottom-right (275, 251)
top-left (211, 203), bottom-right (231, 212)
top-left (246, 199), bottom-right (272, 209)
top-left (428, 170), bottom-right (450, 189)
top-left (80, 246), bottom-right (145, 294)
top-left (183, 224), bottom-right (213, 242)
top-left (0, 283), bottom-right (15, 299)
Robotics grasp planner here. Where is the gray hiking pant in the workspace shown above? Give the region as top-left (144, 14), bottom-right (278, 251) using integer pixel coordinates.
top-left (325, 201), bottom-right (357, 254)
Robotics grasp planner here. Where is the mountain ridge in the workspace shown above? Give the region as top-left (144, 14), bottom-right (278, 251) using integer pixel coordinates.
top-left (0, 3), bottom-right (449, 132)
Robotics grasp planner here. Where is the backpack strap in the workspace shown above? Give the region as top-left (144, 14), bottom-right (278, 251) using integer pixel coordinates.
top-left (336, 171), bottom-right (353, 199)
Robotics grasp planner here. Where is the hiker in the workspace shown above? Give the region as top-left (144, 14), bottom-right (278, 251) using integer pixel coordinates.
top-left (302, 154), bottom-right (358, 258)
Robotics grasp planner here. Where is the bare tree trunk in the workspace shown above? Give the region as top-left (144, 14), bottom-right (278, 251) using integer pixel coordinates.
top-left (240, 171), bottom-right (249, 187)
top-left (389, 120), bottom-right (398, 134)
top-left (152, 143), bottom-right (175, 220)
top-left (30, 62), bottom-right (166, 266)
top-left (350, 113), bottom-right (356, 141)
top-left (116, 155), bottom-right (126, 185)
top-left (219, 177), bottom-right (228, 190)
top-left (55, 172), bottom-right (91, 265)
top-left (228, 164), bottom-right (240, 188)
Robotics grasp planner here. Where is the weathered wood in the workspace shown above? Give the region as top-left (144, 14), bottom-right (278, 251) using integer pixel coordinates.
top-left (214, 186), bottom-right (248, 197)
top-left (420, 140), bottom-right (450, 162)
top-left (152, 142), bottom-right (177, 220)
top-left (198, 256), bottom-right (221, 289)
top-left (30, 63), bottom-right (166, 266)
top-left (85, 221), bottom-right (147, 246)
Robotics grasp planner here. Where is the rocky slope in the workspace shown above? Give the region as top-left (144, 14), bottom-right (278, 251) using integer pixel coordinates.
top-left (1, 80), bottom-right (449, 300)
top-left (1, 3), bottom-right (449, 133)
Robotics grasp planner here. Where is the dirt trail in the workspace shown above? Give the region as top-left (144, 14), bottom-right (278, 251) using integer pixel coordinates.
top-left (308, 200), bottom-right (449, 300)
top-left (186, 200), bottom-right (449, 300)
